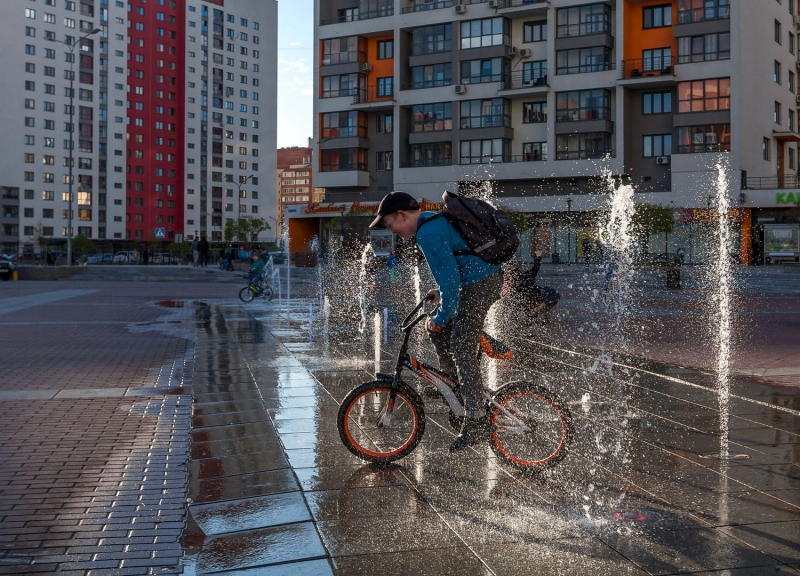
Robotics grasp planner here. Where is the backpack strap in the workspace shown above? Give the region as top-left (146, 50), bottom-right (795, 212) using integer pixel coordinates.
top-left (416, 213), bottom-right (475, 257)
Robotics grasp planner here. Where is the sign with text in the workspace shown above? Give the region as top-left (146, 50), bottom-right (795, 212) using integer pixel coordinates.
top-left (304, 201), bottom-right (379, 215)
top-left (677, 208), bottom-right (745, 224)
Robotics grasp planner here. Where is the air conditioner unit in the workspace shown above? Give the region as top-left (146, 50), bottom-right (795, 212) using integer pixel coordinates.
top-left (359, 62), bottom-right (372, 73)
top-left (656, 156), bottom-right (670, 165)
top-left (488, 0), bottom-right (501, 8)
top-left (455, 4), bottom-right (467, 14)
top-left (519, 48), bottom-right (532, 58)
top-left (507, 46), bottom-right (517, 57)
top-left (455, 84), bottom-right (467, 94)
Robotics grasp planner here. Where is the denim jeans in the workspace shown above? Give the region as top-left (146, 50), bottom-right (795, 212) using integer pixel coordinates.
top-left (427, 271), bottom-right (503, 417)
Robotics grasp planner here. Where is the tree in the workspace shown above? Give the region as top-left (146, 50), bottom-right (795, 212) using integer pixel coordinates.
top-left (503, 207), bottom-right (531, 234)
top-left (28, 221), bottom-right (49, 254)
top-left (71, 235), bottom-right (95, 257)
top-left (630, 203), bottom-right (674, 251)
top-left (224, 217), bottom-right (270, 250)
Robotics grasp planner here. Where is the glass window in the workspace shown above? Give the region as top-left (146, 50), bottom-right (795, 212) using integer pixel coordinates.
top-left (320, 111), bottom-right (367, 138)
top-left (460, 98), bottom-right (510, 129)
top-left (321, 74), bottom-right (360, 98)
top-left (676, 124), bottom-right (731, 153)
top-left (677, 0), bottom-right (730, 23)
top-left (409, 142), bottom-right (452, 167)
top-left (523, 142), bottom-right (547, 161)
top-left (643, 5), bottom-right (672, 28)
top-left (522, 102), bottom-right (547, 123)
top-left (321, 36), bottom-right (366, 65)
top-left (523, 21), bottom-right (546, 43)
top-left (320, 148), bottom-right (368, 171)
top-left (410, 63), bottom-right (452, 88)
top-left (556, 89), bottom-right (611, 122)
top-left (460, 17), bottom-right (510, 49)
top-left (642, 47), bottom-right (672, 71)
top-left (556, 3), bottom-right (611, 38)
top-left (643, 134), bottom-right (672, 157)
top-left (377, 40), bottom-right (393, 59)
top-left (376, 113), bottom-right (393, 134)
top-left (412, 103), bottom-right (452, 132)
top-left (461, 58), bottom-right (506, 84)
top-left (677, 78), bottom-right (730, 112)
top-left (459, 139), bottom-right (510, 164)
top-left (376, 151), bottom-right (392, 171)
top-left (411, 24), bottom-right (452, 55)
top-left (643, 91), bottom-right (672, 114)
top-left (677, 32), bottom-right (730, 63)
top-left (556, 133), bottom-right (612, 159)
top-left (556, 47), bottom-right (612, 74)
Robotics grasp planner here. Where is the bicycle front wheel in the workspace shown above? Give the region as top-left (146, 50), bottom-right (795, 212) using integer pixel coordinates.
top-left (338, 381), bottom-right (425, 464)
top-left (239, 286), bottom-right (256, 303)
top-left (489, 381), bottom-right (572, 472)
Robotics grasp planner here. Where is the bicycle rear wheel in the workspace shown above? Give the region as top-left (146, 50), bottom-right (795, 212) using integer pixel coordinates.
top-left (239, 286), bottom-right (256, 303)
top-left (489, 381), bottom-right (572, 472)
top-left (338, 381), bottom-right (425, 464)
top-left (262, 285), bottom-right (273, 301)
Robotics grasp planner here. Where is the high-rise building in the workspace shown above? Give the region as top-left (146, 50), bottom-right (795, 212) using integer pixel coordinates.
top-left (0, 0), bottom-right (276, 256)
top-left (311, 0), bottom-right (800, 264)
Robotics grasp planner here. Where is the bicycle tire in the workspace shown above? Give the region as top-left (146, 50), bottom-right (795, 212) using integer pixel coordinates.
top-left (338, 380), bottom-right (425, 464)
top-left (488, 381), bottom-right (573, 472)
top-left (239, 286), bottom-right (256, 303)
top-left (263, 286), bottom-right (273, 301)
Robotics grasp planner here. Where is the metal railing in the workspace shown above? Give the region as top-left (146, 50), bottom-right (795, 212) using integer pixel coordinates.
top-left (400, 158), bottom-right (453, 168)
top-left (676, 143), bottom-right (730, 154)
top-left (501, 70), bottom-right (547, 90)
top-left (458, 154), bottom-right (547, 164)
top-left (742, 175), bottom-right (800, 190)
top-left (621, 57), bottom-right (675, 79)
top-left (556, 21), bottom-right (611, 39)
top-left (555, 107), bottom-right (611, 122)
top-left (677, 7), bottom-right (730, 24)
top-left (557, 61), bottom-right (614, 75)
top-left (320, 162), bottom-right (369, 172)
top-left (320, 7), bottom-right (394, 26)
top-left (353, 85), bottom-right (394, 104)
top-left (321, 52), bottom-right (367, 66)
top-left (555, 149), bottom-right (616, 160)
top-left (493, 0), bottom-right (548, 7)
top-left (400, 0), bottom-right (454, 14)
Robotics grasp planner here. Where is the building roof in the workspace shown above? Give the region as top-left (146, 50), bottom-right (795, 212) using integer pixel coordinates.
top-left (277, 147), bottom-right (312, 170)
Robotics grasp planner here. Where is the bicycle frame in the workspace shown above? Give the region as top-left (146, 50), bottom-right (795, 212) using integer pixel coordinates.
top-left (378, 297), bottom-right (533, 433)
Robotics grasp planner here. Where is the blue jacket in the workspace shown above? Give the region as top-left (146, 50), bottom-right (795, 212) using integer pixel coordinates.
top-left (415, 211), bottom-right (501, 326)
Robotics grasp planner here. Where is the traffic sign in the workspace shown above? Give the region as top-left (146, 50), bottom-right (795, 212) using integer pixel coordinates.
top-left (155, 228), bottom-right (165, 239)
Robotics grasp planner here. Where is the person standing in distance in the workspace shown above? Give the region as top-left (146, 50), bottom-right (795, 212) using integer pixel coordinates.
top-left (370, 192), bottom-right (503, 452)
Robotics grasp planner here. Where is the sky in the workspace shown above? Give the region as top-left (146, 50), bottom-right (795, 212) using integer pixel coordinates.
top-left (277, 0), bottom-right (315, 148)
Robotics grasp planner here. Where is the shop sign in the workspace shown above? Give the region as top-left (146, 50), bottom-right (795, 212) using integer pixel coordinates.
top-left (678, 208), bottom-right (745, 224)
top-left (776, 192), bottom-right (800, 205)
top-left (304, 201), bottom-right (379, 215)
top-left (420, 202), bottom-right (441, 211)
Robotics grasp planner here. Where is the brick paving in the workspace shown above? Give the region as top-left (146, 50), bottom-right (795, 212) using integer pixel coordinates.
top-left (0, 281), bottom-right (232, 575)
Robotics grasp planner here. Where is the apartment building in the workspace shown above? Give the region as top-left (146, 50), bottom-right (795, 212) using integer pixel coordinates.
top-left (311, 0), bottom-right (800, 264)
top-left (0, 0), bottom-right (276, 255)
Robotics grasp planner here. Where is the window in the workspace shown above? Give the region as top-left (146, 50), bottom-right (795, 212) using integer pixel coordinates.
top-left (643, 5), bottom-right (672, 28)
top-left (409, 142), bottom-right (452, 167)
top-left (321, 74), bottom-right (359, 98)
top-left (461, 58), bottom-right (506, 84)
top-left (320, 111), bottom-right (367, 138)
top-left (523, 102), bottom-right (547, 123)
top-left (43, 190), bottom-right (54, 201)
top-left (556, 89), bottom-right (611, 121)
top-left (791, 32), bottom-right (796, 55)
top-left (410, 63), bottom-right (452, 88)
top-left (523, 142), bottom-right (547, 161)
top-left (775, 101), bottom-right (782, 124)
top-left (413, 102), bottom-right (452, 132)
top-left (764, 137), bottom-right (772, 160)
top-left (411, 24), bottom-right (452, 56)
top-left (677, 78), bottom-right (730, 112)
top-left (677, 32), bottom-right (730, 63)
top-left (523, 21), bottom-right (546, 43)
top-left (791, 71), bottom-right (796, 93)
top-left (25, 26), bottom-right (35, 38)
top-left (376, 113), bottom-right (393, 134)
top-left (775, 60), bottom-right (782, 84)
top-left (676, 124), bottom-right (731, 153)
top-left (460, 98), bottom-right (510, 129)
top-left (320, 148), bottom-right (368, 172)
top-left (376, 78), bottom-right (393, 97)
top-left (643, 48), bottom-right (672, 71)
top-left (25, 8), bottom-right (36, 19)
top-left (556, 3), bottom-right (611, 38)
top-left (25, 63), bottom-right (35, 74)
top-left (790, 109), bottom-right (795, 131)
top-left (790, 147), bottom-right (796, 169)
top-left (677, 0), bottom-right (729, 24)
top-left (377, 40), bottom-right (393, 59)
top-left (776, 20), bottom-right (783, 44)
top-left (556, 47), bottom-right (613, 74)
top-left (376, 151), bottom-right (392, 171)
top-left (461, 17), bottom-right (510, 49)
top-left (643, 134), bottom-right (672, 157)
top-left (556, 133), bottom-right (612, 159)
top-left (460, 139), bottom-right (510, 164)
top-left (25, 45), bottom-right (35, 55)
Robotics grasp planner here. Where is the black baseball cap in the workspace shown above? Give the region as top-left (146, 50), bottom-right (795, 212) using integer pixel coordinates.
top-left (369, 192), bottom-right (420, 229)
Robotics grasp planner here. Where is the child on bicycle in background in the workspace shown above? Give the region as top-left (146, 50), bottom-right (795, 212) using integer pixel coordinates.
top-left (370, 191), bottom-right (503, 452)
top-left (249, 250), bottom-right (267, 289)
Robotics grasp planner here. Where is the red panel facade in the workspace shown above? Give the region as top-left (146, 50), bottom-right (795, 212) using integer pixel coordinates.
top-left (126, 0), bottom-right (186, 243)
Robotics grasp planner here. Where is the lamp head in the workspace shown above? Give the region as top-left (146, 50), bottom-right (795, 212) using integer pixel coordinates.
top-left (91, 28), bottom-right (101, 34)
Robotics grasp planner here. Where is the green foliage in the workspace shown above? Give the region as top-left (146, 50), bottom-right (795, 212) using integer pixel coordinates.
top-left (631, 203), bottom-right (674, 241)
top-left (503, 207), bottom-right (531, 233)
top-left (168, 241), bottom-right (190, 255)
top-left (72, 234), bottom-right (95, 255)
top-left (224, 217), bottom-right (271, 246)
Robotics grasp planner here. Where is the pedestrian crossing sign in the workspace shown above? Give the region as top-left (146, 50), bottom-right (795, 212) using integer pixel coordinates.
top-left (155, 228), bottom-right (165, 239)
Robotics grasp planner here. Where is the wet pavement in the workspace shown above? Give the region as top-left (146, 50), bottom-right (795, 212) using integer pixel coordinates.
top-left (179, 293), bottom-right (800, 576)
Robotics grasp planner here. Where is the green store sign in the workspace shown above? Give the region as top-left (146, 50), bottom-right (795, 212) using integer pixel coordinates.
top-left (776, 192), bottom-right (800, 204)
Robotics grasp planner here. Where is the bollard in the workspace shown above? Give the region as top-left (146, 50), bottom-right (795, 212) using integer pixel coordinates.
top-left (12, 271), bottom-right (18, 281)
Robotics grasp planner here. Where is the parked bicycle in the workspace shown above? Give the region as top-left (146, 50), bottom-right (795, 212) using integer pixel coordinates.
top-left (337, 296), bottom-right (573, 473)
top-left (238, 272), bottom-right (273, 302)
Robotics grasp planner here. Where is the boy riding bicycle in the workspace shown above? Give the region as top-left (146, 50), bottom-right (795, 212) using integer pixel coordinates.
top-left (370, 191), bottom-right (503, 452)
top-left (249, 250), bottom-right (268, 288)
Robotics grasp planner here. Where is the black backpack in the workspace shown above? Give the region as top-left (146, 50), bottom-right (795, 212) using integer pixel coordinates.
top-left (421, 191), bottom-right (520, 264)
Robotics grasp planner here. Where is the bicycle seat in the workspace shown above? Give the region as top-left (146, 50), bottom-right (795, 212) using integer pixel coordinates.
top-left (479, 331), bottom-right (513, 360)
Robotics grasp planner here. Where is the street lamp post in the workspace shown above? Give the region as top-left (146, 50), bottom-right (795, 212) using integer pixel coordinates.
top-left (268, 216), bottom-right (279, 244)
top-left (565, 197), bottom-right (573, 265)
top-left (61, 28), bottom-right (101, 267)
top-left (232, 174), bottom-right (254, 243)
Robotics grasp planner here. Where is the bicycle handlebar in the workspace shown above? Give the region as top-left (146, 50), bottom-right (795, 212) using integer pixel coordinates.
top-left (400, 294), bottom-right (435, 330)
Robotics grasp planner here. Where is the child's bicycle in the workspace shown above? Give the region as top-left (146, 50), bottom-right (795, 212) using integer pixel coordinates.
top-left (337, 296), bottom-right (573, 473)
top-left (238, 274), bottom-right (273, 302)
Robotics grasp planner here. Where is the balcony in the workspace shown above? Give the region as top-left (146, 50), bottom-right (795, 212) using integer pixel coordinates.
top-left (400, 158), bottom-right (453, 168)
top-left (499, 70), bottom-right (548, 97)
top-left (400, 0), bottom-right (454, 14)
top-left (677, 6), bottom-right (730, 24)
top-left (320, 7), bottom-right (394, 26)
top-left (742, 176), bottom-right (800, 190)
top-left (352, 85), bottom-right (394, 110)
top-left (492, 0), bottom-right (548, 17)
top-left (619, 57), bottom-right (676, 88)
top-left (458, 154), bottom-right (547, 165)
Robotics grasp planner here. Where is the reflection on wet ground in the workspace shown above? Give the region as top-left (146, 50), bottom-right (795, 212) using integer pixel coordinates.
top-left (181, 299), bottom-right (800, 575)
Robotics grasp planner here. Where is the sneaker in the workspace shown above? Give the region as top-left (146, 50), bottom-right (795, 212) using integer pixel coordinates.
top-left (423, 384), bottom-right (442, 398)
top-left (449, 417), bottom-right (490, 453)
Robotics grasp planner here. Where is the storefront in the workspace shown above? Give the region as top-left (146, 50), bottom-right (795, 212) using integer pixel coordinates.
top-left (284, 201), bottom-right (381, 256)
